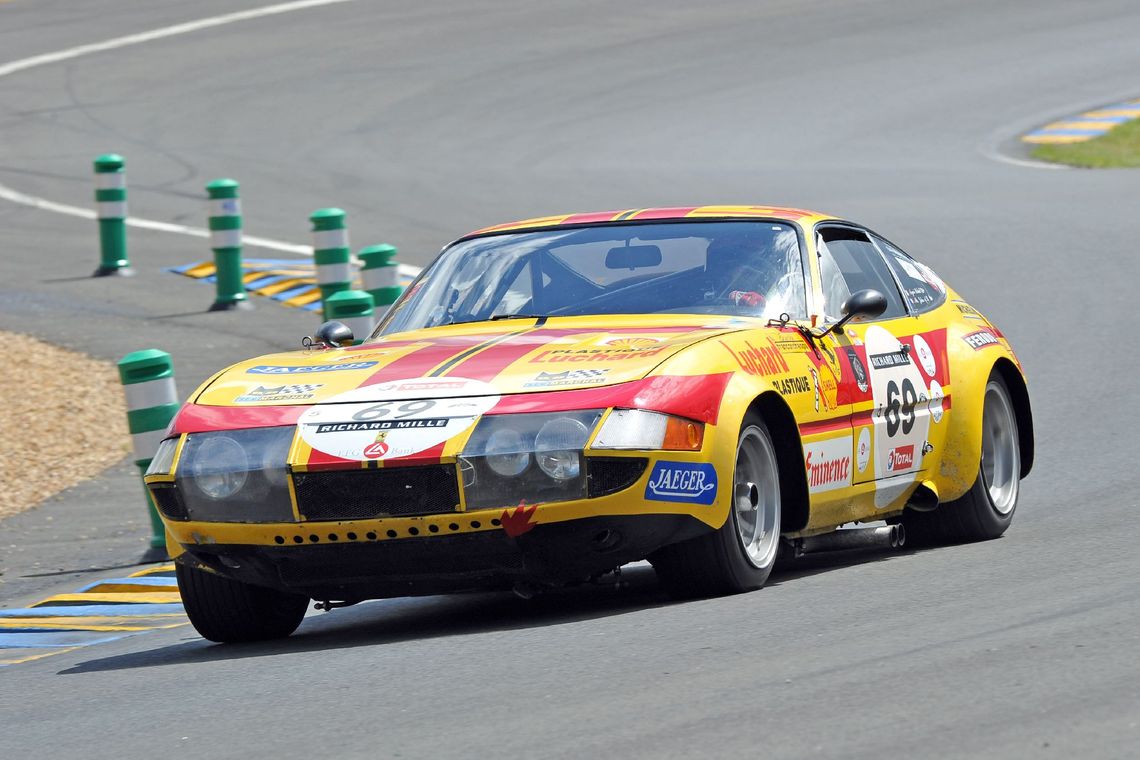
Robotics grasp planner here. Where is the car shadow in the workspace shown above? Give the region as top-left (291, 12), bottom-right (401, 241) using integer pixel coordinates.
top-left (59, 544), bottom-right (918, 675)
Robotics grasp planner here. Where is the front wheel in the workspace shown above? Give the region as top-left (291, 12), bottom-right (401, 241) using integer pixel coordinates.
top-left (904, 373), bottom-right (1021, 545)
top-left (176, 562), bottom-right (309, 643)
top-left (651, 413), bottom-right (782, 598)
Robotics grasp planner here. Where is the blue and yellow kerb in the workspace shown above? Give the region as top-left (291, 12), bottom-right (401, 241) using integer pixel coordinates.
top-left (1023, 98), bottom-right (1140, 144)
top-left (0, 565), bottom-right (185, 666)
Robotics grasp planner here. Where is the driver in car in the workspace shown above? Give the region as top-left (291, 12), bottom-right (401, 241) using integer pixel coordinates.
top-left (701, 237), bottom-right (787, 312)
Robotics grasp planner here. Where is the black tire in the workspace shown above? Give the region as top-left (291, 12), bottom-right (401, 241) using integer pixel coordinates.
top-left (651, 413), bottom-right (781, 598)
top-left (176, 562), bottom-right (309, 643)
top-left (904, 373), bottom-right (1020, 546)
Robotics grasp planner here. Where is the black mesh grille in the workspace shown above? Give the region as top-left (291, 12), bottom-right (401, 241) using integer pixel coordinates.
top-left (587, 457), bottom-right (648, 498)
top-left (149, 484), bottom-right (189, 521)
top-left (293, 465), bottom-right (460, 521)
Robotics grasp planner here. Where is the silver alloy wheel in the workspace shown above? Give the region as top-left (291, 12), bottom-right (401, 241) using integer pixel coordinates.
top-left (981, 380), bottom-right (1020, 515)
top-left (734, 426), bottom-right (781, 568)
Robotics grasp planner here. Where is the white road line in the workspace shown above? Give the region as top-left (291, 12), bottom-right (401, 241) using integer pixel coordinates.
top-left (0, 0), bottom-right (418, 273)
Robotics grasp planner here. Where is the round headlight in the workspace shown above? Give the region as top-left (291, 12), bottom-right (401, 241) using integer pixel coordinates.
top-left (535, 417), bottom-right (588, 480)
top-left (485, 427), bottom-right (530, 477)
top-left (190, 435), bottom-right (248, 500)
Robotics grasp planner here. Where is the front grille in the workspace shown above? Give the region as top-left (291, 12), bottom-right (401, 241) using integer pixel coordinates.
top-left (293, 465), bottom-right (460, 521)
top-left (149, 483), bottom-right (189, 521)
top-left (587, 457), bottom-right (648, 498)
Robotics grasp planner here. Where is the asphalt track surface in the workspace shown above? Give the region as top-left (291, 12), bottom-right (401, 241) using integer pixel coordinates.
top-left (1, 0), bottom-right (1139, 757)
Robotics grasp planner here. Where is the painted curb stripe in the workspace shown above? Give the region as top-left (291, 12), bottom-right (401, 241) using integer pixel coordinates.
top-left (0, 632), bottom-right (129, 648)
top-left (78, 576), bottom-right (178, 593)
top-left (0, 604), bottom-right (186, 617)
top-left (1022, 98), bottom-right (1140, 144)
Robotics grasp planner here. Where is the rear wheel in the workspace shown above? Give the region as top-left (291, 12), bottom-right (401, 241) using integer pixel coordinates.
top-left (904, 373), bottom-right (1020, 545)
top-left (176, 562), bottom-right (309, 643)
top-left (651, 413), bottom-right (781, 597)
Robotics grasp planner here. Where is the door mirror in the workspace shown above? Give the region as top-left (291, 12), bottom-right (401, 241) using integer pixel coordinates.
top-left (827, 289), bottom-right (888, 335)
top-left (315, 320), bottom-right (354, 347)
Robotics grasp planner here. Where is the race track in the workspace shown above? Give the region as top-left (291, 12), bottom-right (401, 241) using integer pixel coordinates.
top-left (1, 0), bottom-right (1139, 757)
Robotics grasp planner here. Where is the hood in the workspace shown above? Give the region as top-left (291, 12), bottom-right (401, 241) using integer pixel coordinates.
top-left (195, 316), bottom-right (744, 407)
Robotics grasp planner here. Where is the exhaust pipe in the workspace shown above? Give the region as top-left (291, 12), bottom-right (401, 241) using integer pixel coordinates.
top-left (796, 524), bottom-right (905, 555)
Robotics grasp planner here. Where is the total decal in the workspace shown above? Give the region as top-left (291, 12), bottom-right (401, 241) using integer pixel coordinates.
top-left (644, 461), bottom-right (718, 505)
top-left (297, 377), bottom-right (500, 461)
top-left (803, 436), bottom-right (853, 494)
top-left (863, 325), bottom-right (929, 499)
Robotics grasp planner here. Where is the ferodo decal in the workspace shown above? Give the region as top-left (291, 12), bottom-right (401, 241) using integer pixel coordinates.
top-left (803, 436), bottom-right (852, 493)
top-left (644, 461), bottom-right (718, 505)
top-left (963, 329), bottom-right (1000, 350)
top-left (248, 361), bottom-right (378, 375)
top-left (297, 377), bottom-right (499, 461)
top-left (863, 326), bottom-right (930, 497)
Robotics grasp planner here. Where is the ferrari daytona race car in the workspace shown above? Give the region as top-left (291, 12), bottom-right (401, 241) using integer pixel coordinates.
top-left (146, 205), bottom-right (1033, 642)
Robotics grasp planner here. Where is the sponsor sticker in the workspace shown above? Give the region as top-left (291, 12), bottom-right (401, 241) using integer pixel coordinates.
top-left (720, 337), bottom-right (791, 377)
top-left (529, 346), bottom-right (666, 363)
top-left (603, 337), bottom-right (660, 350)
top-left (297, 377), bottom-right (499, 461)
top-left (773, 375), bottom-right (811, 396)
top-left (954, 301), bottom-right (984, 320)
top-left (803, 436), bottom-right (853, 494)
top-left (886, 444), bottom-right (915, 472)
top-left (963, 330), bottom-right (1000, 350)
top-left (248, 361), bottom-right (378, 375)
top-left (868, 350), bottom-right (911, 370)
top-left (644, 461), bottom-right (718, 505)
top-left (845, 347), bottom-right (869, 393)
top-left (234, 384), bottom-right (322, 403)
top-left (929, 380), bottom-right (944, 423)
top-left (523, 369), bottom-right (610, 388)
top-left (857, 427), bottom-right (871, 473)
top-left (912, 334), bottom-right (936, 378)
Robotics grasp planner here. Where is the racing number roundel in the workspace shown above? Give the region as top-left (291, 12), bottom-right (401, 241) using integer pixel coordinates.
top-left (864, 326), bottom-right (930, 503)
top-left (298, 377), bottom-right (500, 461)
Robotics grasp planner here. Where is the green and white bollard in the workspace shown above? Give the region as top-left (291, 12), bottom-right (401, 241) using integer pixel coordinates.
top-left (93, 154), bottom-right (133, 277)
top-left (324, 290), bottom-right (375, 344)
top-left (118, 349), bottom-right (180, 562)
top-left (358, 244), bottom-right (404, 311)
top-left (206, 179), bottom-right (252, 311)
top-left (310, 208), bottom-right (352, 320)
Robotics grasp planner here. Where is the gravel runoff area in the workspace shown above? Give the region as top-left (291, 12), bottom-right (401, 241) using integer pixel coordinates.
top-left (0, 331), bottom-right (129, 520)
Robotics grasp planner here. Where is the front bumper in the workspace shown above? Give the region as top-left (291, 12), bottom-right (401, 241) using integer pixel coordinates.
top-left (178, 513), bottom-right (707, 599)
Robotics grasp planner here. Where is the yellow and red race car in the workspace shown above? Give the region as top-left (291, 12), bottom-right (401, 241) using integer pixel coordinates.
top-left (145, 206), bottom-right (1033, 642)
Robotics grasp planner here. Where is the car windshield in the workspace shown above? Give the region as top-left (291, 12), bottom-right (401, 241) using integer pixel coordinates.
top-left (375, 221), bottom-right (807, 336)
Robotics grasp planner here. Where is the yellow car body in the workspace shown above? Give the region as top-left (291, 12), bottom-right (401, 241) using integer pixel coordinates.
top-left (146, 206), bottom-right (1033, 615)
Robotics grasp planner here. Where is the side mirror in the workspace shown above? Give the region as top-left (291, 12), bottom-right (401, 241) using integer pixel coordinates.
top-left (828, 289), bottom-right (887, 335)
top-left (315, 320), bottom-right (354, 347)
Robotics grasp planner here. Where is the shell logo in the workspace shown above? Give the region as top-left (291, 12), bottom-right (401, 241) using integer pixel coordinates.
top-left (603, 337), bottom-right (661, 350)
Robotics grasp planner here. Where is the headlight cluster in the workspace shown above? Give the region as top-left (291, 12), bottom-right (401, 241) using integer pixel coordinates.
top-left (460, 411), bottom-right (602, 510)
top-left (170, 427), bottom-right (295, 523)
top-left (459, 409), bottom-right (704, 510)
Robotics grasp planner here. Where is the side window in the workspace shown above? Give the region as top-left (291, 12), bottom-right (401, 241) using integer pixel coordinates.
top-left (816, 227), bottom-right (907, 320)
top-left (872, 235), bottom-right (946, 313)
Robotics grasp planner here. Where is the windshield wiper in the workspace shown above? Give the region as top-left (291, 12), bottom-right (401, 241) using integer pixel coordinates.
top-left (488, 313), bottom-right (550, 321)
